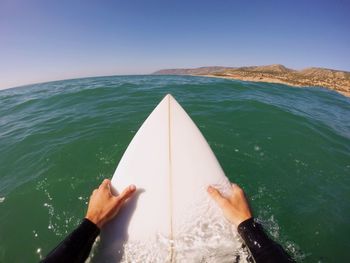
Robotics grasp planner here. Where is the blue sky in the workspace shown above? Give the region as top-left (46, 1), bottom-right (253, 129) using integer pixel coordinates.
top-left (0, 0), bottom-right (349, 89)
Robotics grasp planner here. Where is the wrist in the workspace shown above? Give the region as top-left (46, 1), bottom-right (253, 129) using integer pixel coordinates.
top-left (235, 215), bottom-right (253, 227)
top-left (85, 214), bottom-right (103, 229)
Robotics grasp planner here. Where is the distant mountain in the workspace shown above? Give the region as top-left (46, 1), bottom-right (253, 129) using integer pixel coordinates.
top-left (153, 66), bottom-right (235, 75)
top-left (153, 65), bottom-right (350, 97)
top-left (237, 64), bottom-right (293, 73)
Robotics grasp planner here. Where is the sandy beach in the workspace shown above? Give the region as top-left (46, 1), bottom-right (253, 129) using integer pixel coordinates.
top-left (153, 65), bottom-right (350, 98)
top-left (201, 74), bottom-right (350, 97)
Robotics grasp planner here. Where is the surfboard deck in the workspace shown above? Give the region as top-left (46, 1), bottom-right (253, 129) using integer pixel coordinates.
top-left (96, 94), bottom-right (243, 262)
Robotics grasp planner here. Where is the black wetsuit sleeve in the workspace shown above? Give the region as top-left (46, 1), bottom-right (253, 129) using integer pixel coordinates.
top-left (41, 218), bottom-right (100, 263)
top-left (238, 218), bottom-right (295, 263)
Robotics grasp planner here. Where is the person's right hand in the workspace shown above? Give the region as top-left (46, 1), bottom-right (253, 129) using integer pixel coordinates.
top-left (207, 183), bottom-right (252, 227)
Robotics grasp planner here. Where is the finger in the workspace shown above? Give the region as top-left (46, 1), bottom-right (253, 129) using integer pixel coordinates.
top-left (231, 183), bottom-right (244, 194)
top-left (207, 186), bottom-right (227, 206)
top-left (99, 179), bottom-right (111, 190)
top-left (118, 185), bottom-right (136, 203)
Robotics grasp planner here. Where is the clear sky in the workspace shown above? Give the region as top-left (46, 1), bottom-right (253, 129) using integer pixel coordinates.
top-left (1, 0), bottom-right (349, 90)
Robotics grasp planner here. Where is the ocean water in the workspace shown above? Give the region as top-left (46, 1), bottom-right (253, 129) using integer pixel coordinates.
top-left (0, 75), bottom-right (349, 262)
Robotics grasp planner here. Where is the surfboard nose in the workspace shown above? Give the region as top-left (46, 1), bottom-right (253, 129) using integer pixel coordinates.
top-left (159, 94), bottom-right (176, 107)
top-left (165, 93), bottom-right (175, 100)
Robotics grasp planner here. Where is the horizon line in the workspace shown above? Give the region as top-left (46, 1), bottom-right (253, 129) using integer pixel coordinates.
top-left (2, 63), bottom-right (350, 92)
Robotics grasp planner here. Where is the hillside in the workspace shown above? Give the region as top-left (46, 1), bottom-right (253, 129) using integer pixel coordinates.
top-left (153, 66), bottom-right (235, 75)
top-left (153, 65), bottom-right (350, 97)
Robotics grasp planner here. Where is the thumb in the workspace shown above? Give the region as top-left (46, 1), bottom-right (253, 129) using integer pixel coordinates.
top-left (118, 185), bottom-right (137, 203)
top-left (207, 185), bottom-right (227, 207)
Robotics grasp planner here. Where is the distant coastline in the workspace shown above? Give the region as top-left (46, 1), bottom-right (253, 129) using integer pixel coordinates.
top-left (153, 65), bottom-right (350, 97)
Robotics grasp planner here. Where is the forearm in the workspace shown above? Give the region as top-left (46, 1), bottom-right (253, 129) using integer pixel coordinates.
top-left (238, 218), bottom-right (294, 263)
top-left (41, 218), bottom-right (100, 263)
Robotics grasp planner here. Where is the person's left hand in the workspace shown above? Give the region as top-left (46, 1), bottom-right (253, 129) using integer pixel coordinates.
top-left (85, 179), bottom-right (136, 229)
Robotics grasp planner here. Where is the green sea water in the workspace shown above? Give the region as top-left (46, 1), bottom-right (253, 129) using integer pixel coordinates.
top-left (0, 75), bottom-right (349, 262)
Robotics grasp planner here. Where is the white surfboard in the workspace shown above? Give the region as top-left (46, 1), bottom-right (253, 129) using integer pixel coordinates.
top-left (96, 94), bottom-right (245, 262)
